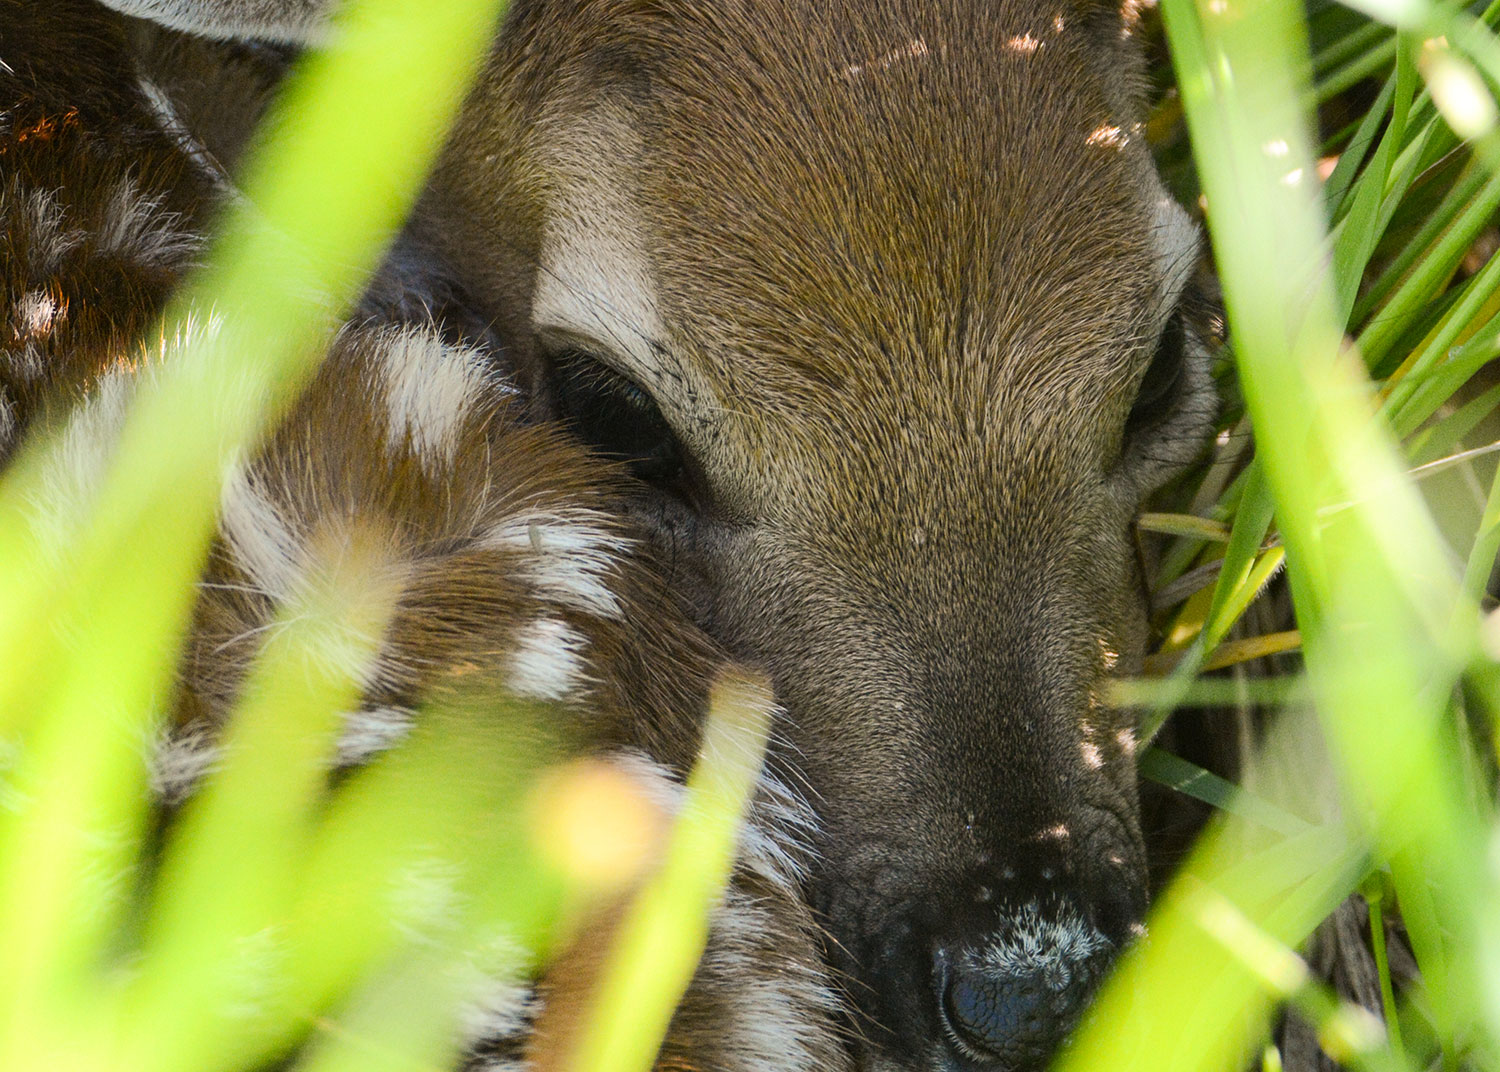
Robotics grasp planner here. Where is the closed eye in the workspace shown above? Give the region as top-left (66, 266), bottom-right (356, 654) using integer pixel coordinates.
top-left (1125, 310), bottom-right (1186, 439)
top-left (546, 345), bottom-right (686, 488)
top-left (1115, 291), bottom-right (1218, 488)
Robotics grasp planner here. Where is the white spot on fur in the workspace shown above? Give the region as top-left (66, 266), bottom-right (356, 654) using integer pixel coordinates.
top-left (723, 970), bottom-right (844, 1071)
top-left (590, 757), bottom-right (839, 1071)
top-left (152, 705), bottom-right (415, 804)
top-left (459, 977), bottom-right (537, 1048)
top-left (149, 726), bottom-right (221, 802)
top-left (506, 618), bottom-right (588, 701)
top-left (286, 544), bottom-right (405, 692)
top-left (484, 512), bottom-right (628, 619)
top-left (387, 857), bottom-right (464, 938)
top-left (24, 315), bottom-right (226, 558)
top-left (740, 763), bottom-right (819, 892)
top-left (26, 366), bottom-right (135, 556)
top-left (703, 888), bottom-right (844, 1072)
top-left (450, 926), bottom-right (540, 1054)
top-left (219, 458), bottom-right (405, 689)
top-left (96, 177), bottom-right (200, 269)
top-left (16, 190), bottom-right (84, 274)
top-left (590, 745), bottom-right (813, 898)
top-left (605, 750), bottom-right (687, 812)
top-left (15, 289), bottom-right (59, 340)
top-left (334, 705), bottom-right (414, 766)
top-left (374, 326), bottom-right (500, 474)
top-left (1080, 741), bottom-right (1104, 769)
top-left (219, 466), bottom-right (304, 602)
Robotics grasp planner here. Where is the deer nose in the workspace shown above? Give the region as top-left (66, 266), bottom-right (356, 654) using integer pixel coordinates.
top-left (933, 902), bottom-right (1114, 1069)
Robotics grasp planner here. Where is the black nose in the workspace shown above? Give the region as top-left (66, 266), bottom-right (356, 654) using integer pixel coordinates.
top-left (935, 903), bottom-right (1114, 1069)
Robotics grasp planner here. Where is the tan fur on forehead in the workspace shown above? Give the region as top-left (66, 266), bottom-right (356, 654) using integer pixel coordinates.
top-left (644, 12), bottom-right (1155, 394)
top-left (504, 2), bottom-right (1156, 376)
top-left (446, 0), bottom-right (1176, 522)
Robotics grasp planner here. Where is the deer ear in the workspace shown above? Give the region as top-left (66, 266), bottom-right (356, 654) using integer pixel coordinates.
top-left (93, 0), bottom-right (337, 46)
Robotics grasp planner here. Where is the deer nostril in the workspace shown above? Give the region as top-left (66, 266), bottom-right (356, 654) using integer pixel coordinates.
top-left (934, 910), bottom-right (1114, 1069)
top-left (943, 960), bottom-right (1093, 1066)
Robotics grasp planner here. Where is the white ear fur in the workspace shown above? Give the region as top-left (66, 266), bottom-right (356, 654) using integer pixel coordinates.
top-left (95, 0), bottom-right (336, 46)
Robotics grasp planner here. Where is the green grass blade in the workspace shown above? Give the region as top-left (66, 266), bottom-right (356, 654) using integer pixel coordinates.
top-left (1330, 39), bottom-right (1420, 321)
top-left (1324, 68), bottom-right (1401, 215)
top-left (564, 670), bottom-right (775, 1072)
top-left (1139, 748), bottom-right (1311, 836)
top-left (116, 542), bottom-right (399, 1072)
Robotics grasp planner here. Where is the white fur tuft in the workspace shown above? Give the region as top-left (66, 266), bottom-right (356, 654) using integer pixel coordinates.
top-left (334, 705), bottom-right (414, 766)
top-left (15, 190), bottom-right (85, 275)
top-left (96, 177), bottom-right (201, 269)
top-left (219, 465), bottom-right (305, 603)
top-left (483, 512), bottom-right (629, 620)
top-left (27, 366), bottom-right (135, 558)
top-left (373, 326), bottom-right (508, 475)
top-left (506, 618), bottom-right (589, 702)
top-left (0, 392), bottom-right (15, 453)
top-left (14, 289), bottom-right (60, 343)
top-left (960, 899), bottom-right (1111, 979)
top-left (458, 978), bottom-right (537, 1049)
top-left (149, 726), bottom-right (221, 802)
top-left (739, 763), bottom-right (819, 892)
top-left (703, 888), bottom-right (845, 1072)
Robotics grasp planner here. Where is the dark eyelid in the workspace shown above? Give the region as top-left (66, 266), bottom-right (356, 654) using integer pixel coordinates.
top-left (546, 345), bottom-right (687, 489)
top-left (1125, 310), bottom-right (1187, 438)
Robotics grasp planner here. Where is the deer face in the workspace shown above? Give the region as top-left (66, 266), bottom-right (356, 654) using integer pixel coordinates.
top-left (429, 1), bottom-right (1216, 1068)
